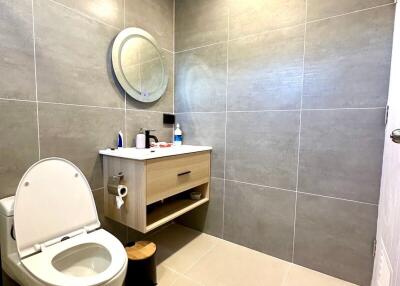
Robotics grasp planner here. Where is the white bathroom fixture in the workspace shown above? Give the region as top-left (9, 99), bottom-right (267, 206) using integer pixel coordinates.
top-left (0, 158), bottom-right (127, 286)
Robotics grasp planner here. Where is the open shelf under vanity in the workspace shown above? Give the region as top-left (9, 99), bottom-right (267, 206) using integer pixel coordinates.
top-left (146, 184), bottom-right (209, 232)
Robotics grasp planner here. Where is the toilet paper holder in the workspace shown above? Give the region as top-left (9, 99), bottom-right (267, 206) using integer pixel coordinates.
top-left (107, 172), bottom-right (127, 196)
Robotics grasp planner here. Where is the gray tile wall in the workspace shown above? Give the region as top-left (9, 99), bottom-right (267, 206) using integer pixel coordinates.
top-left (175, 1), bottom-right (395, 285)
top-left (0, 0), bottom-right (174, 247)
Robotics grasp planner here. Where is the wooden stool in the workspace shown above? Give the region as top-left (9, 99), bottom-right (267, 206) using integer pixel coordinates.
top-left (125, 241), bottom-right (157, 286)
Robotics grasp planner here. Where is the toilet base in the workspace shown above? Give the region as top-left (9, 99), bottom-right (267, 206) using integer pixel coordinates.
top-left (2, 268), bottom-right (20, 286)
top-left (2, 259), bottom-right (127, 286)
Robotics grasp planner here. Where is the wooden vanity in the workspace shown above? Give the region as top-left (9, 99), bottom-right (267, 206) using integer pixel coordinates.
top-left (99, 146), bottom-right (211, 233)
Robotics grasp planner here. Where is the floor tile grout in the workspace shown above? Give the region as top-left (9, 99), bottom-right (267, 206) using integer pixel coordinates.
top-left (182, 242), bottom-right (218, 276)
top-left (155, 224), bottom-right (354, 286)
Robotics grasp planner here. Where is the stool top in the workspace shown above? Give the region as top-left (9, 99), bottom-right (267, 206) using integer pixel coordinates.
top-left (126, 241), bottom-right (157, 260)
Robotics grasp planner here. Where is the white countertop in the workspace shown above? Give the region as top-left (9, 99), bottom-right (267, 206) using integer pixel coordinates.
top-left (99, 145), bottom-right (212, 160)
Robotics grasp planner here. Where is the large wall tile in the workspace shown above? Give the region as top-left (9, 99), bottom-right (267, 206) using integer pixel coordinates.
top-left (125, 0), bottom-right (173, 51)
top-left (177, 177), bottom-right (224, 237)
top-left (126, 50), bottom-right (173, 113)
top-left (175, 44), bottom-right (227, 113)
top-left (0, 0), bottom-right (35, 101)
top-left (226, 111), bottom-right (299, 190)
top-left (224, 180), bottom-right (296, 261)
top-left (298, 109), bottom-right (385, 204)
top-left (125, 110), bottom-right (173, 147)
top-left (307, 0), bottom-right (393, 21)
top-left (229, 0), bottom-right (306, 40)
top-left (228, 26), bottom-right (304, 111)
top-left (176, 113), bottom-right (226, 178)
top-left (303, 6), bottom-right (394, 109)
top-left (34, 0), bottom-right (124, 108)
top-left (53, 0), bottom-right (124, 28)
top-left (294, 193), bottom-right (378, 285)
top-left (0, 100), bottom-right (39, 199)
top-left (39, 103), bottom-right (124, 190)
top-left (175, 0), bottom-right (228, 51)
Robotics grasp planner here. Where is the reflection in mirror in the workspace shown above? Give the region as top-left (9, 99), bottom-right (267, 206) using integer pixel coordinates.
top-left (112, 28), bottom-right (168, 103)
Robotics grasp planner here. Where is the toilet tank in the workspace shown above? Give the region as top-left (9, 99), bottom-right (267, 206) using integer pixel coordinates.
top-left (0, 196), bottom-right (17, 259)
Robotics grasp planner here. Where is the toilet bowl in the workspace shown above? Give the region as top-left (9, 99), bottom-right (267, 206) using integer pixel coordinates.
top-left (0, 158), bottom-right (128, 286)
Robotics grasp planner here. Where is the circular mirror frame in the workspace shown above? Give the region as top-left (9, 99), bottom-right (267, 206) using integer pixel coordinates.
top-left (112, 27), bottom-right (168, 103)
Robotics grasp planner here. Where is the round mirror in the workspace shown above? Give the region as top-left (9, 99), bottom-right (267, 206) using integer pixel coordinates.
top-left (112, 28), bottom-right (168, 103)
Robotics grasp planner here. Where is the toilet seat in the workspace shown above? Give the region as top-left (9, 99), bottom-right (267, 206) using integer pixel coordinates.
top-left (20, 229), bottom-right (127, 286)
top-left (12, 158), bottom-right (127, 285)
top-left (14, 158), bottom-right (100, 258)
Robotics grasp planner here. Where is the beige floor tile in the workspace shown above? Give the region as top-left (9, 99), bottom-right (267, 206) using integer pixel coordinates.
top-left (172, 275), bottom-right (203, 286)
top-left (283, 264), bottom-right (357, 286)
top-left (185, 239), bottom-right (291, 286)
top-left (152, 224), bottom-right (219, 273)
top-left (157, 265), bottom-right (182, 286)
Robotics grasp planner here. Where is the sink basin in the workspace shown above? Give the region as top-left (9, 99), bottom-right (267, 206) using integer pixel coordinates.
top-left (52, 243), bottom-right (111, 278)
top-left (99, 145), bottom-right (212, 160)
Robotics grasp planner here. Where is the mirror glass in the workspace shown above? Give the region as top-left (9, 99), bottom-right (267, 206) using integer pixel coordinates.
top-left (112, 28), bottom-right (168, 102)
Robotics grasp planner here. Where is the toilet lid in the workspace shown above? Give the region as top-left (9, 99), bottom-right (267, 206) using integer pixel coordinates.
top-left (14, 158), bottom-right (100, 258)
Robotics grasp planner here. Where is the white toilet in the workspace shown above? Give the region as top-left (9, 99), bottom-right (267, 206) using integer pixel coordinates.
top-left (0, 158), bottom-right (128, 286)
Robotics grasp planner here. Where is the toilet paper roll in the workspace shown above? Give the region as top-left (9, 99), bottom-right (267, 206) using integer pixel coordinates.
top-left (115, 184), bottom-right (128, 209)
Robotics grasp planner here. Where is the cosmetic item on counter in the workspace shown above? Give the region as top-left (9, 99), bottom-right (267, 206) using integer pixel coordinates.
top-left (174, 123), bottom-right (183, 146)
top-left (136, 128), bottom-right (146, 149)
top-left (117, 130), bottom-right (124, 148)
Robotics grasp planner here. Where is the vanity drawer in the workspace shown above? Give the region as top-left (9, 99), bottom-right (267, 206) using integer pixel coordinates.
top-left (146, 151), bottom-right (210, 205)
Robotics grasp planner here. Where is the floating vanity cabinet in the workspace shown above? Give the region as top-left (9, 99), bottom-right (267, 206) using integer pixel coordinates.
top-left (99, 146), bottom-right (212, 233)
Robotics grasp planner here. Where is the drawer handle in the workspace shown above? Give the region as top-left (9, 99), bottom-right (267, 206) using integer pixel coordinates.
top-left (177, 171), bottom-right (191, 176)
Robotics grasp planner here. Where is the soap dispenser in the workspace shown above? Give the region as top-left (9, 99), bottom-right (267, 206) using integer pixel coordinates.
top-left (174, 123), bottom-right (183, 146)
top-left (136, 128), bottom-right (146, 149)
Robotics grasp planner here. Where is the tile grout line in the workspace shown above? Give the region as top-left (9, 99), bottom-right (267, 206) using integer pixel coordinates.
top-left (162, 265), bottom-right (203, 286)
top-left (297, 191), bottom-right (379, 206)
top-left (174, 106), bottom-right (386, 114)
top-left (123, 0), bottom-right (128, 244)
top-left (221, 7), bottom-right (230, 240)
top-left (173, 0), bottom-right (176, 119)
top-left (302, 107), bottom-right (386, 111)
top-left (175, 41), bottom-right (227, 54)
top-left (222, 178), bottom-right (379, 206)
top-left (280, 263), bottom-right (293, 286)
top-left (45, 0), bottom-right (120, 31)
top-left (292, 0), bottom-right (308, 263)
top-left (0, 98), bottom-right (37, 104)
top-left (164, 264), bottom-right (204, 286)
top-left (307, 2), bottom-right (395, 24)
top-left (174, 2), bottom-right (394, 55)
top-left (123, 0), bottom-right (128, 148)
top-left (0, 97), bottom-right (385, 113)
top-left (182, 242), bottom-right (218, 275)
top-left (225, 179), bottom-right (296, 194)
top-left (31, 0), bottom-right (41, 160)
